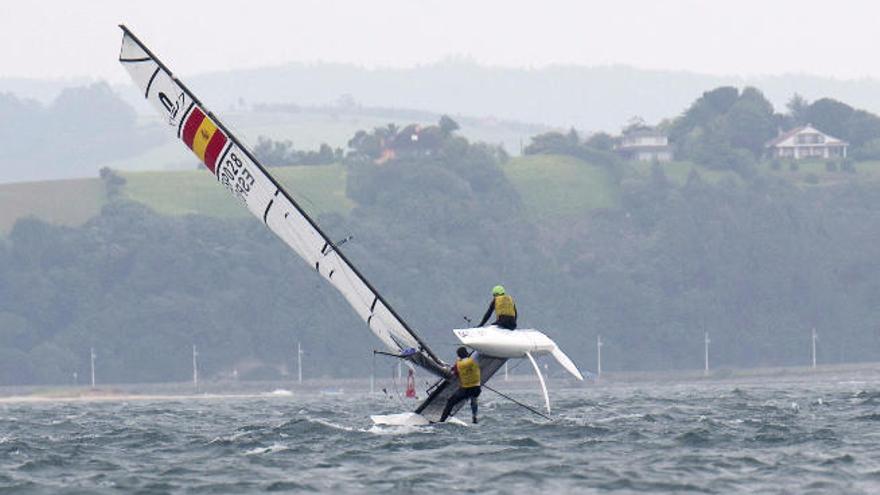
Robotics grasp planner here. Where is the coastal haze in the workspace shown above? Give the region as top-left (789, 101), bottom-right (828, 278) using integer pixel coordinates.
top-left (3, 1), bottom-right (880, 492)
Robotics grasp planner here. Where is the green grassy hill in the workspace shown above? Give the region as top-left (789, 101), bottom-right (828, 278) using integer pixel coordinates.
top-left (124, 154), bottom-right (623, 222)
top-left (627, 159), bottom-right (742, 186)
top-left (3, 155), bottom-right (879, 234)
top-left (119, 164), bottom-right (353, 220)
top-left (0, 155), bottom-right (612, 232)
top-left (0, 178), bottom-right (106, 233)
top-left (502, 154), bottom-right (618, 218)
top-left (96, 108), bottom-right (547, 176)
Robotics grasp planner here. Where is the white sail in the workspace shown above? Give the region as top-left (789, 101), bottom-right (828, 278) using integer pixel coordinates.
top-left (117, 26), bottom-right (446, 376)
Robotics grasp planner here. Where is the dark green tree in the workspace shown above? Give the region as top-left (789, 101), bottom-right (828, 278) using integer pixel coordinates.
top-left (726, 87), bottom-right (777, 156)
top-left (438, 115), bottom-right (460, 136)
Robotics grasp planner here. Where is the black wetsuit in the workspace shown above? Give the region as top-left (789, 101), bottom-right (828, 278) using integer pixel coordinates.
top-left (439, 386), bottom-right (481, 422)
top-left (477, 299), bottom-right (517, 330)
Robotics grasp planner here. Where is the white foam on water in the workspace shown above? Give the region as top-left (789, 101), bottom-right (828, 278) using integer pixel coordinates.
top-left (370, 412), bottom-right (470, 428)
top-left (267, 389), bottom-right (293, 396)
top-left (209, 429), bottom-right (254, 444)
top-left (366, 424), bottom-right (424, 435)
top-left (310, 417), bottom-right (359, 432)
top-left (243, 442), bottom-right (289, 456)
top-left (447, 417), bottom-right (469, 427)
top-left (370, 412), bottom-right (430, 427)
top-left (592, 413), bottom-right (645, 423)
top-left (368, 412), bottom-right (472, 434)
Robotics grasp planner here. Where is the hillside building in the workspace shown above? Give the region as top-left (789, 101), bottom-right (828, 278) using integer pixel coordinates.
top-left (765, 125), bottom-right (848, 160)
top-left (614, 127), bottom-right (673, 162)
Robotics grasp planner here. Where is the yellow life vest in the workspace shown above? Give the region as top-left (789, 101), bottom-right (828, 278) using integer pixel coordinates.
top-left (494, 294), bottom-right (516, 317)
top-left (456, 357), bottom-right (481, 388)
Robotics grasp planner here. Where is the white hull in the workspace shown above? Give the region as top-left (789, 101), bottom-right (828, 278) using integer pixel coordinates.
top-left (370, 412), bottom-right (467, 426)
top-left (453, 326), bottom-right (583, 381)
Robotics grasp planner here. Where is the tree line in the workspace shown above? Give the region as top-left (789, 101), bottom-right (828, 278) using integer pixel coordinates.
top-left (3, 110), bottom-right (880, 385)
top-left (526, 86), bottom-right (880, 175)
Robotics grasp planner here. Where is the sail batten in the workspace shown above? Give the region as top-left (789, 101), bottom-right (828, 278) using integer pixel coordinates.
top-left (118, 25), bottom-right (445, 376)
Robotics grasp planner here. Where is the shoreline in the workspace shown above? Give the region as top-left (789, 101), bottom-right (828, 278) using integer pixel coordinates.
top-left (1, 360), bottom-right (878, 404)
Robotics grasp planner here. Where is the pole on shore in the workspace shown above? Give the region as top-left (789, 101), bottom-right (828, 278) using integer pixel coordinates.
top-left (704, 332), bottom-right (710, 376)
top-left (811, 328), bottom-right (818, 369)
top-left (90, 348), bottom-right (96, 389)
top-left (297, 342), bottom-right (303, 384)
top-left (192, 345), bottom-right (199, 390)
top-left (597, 335), bottom-right (602, 378)
top-left (370, 351), bottom-right (375, 394)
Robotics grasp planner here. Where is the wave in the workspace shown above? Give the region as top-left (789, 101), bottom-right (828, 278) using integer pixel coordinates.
top-left (4, 381), bottom-right (879, 493)
top-left (243, 442), bottom-right (289, 456)
top-left (266, 389), bottom-right (293, 397)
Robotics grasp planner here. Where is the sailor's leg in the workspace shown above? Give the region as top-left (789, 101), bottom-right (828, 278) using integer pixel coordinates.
top-left (439, 399), bottom-right (455, 422)
top-left (494, 317), bottom-right (516, 330)
top-left (468, 387), bottom-right (481, 423)
top-left (439, 388), bottom-right (467, 422)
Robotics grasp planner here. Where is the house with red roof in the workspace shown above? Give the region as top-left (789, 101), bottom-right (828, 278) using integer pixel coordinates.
top-left (765, 125), bottom-right (848, 160)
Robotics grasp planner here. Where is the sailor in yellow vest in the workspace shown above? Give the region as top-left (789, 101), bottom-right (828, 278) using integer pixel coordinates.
top-left (439, 347), bottom-right (482, 423)
top-left (477, 285), bottom-right (517, 330)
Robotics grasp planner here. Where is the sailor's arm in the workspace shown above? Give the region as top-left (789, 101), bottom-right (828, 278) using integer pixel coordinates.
top-left (445, 360), bottom-right (460, 379)
top-left (477, 300), bottom-right (495, 326)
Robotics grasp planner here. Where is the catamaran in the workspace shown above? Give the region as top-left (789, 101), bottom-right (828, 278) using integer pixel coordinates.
top-left (117, 25), bottom-right (583, 423)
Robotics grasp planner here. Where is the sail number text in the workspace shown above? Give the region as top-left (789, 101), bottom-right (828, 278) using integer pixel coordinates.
top-left (218, 151), bottom-right (255, 202)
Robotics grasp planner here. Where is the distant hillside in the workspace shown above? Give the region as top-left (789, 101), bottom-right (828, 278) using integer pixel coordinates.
top-left (0, 76), bottom-right (92, 103)
top-left (503, 155), bottom-right (619, 218)
top-left (4, 155), bottom-right (879, 235)
top-left (0, 85), bottom-right (549, 184)
top-left (113, 62), bottom-right (880, 132)
top-left (9, 64), bottom-right (880, 183)
top-left (0, 178), bottom-right (106, 233)
top-left (11, 64), bottom-right (880, 132)
top-left (0, 156), bottom-right (615, 232)
top-left (6, 152), bottom-right (880, 383)
top-left (119, 165), bottom-right (354, 219)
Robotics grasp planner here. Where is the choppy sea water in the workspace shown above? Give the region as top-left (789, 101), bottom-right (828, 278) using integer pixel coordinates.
top-left (3, 373), bottom-right (880, 494)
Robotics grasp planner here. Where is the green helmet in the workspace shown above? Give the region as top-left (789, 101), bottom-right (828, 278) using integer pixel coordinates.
top-left (492, 285), bottom-right (506, 296)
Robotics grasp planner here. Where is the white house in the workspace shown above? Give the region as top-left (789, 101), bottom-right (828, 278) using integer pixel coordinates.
top-left (614, 127), bottom-right (673, 162)
top-left (765, 125), bottom-right (848, 160)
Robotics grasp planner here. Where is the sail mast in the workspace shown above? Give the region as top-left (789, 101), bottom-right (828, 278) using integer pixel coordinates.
top-left (117, 25), bottom-right (444, 372)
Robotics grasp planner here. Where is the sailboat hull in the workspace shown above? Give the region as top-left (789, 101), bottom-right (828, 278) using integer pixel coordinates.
top-left (453, 327), bottom-right (556, 357)
top-left (454, 326), bottom-right (584, 381)
top-left (414, 354), bottom-right (507, 422)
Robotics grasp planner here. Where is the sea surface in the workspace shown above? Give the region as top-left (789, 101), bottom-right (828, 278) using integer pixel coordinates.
top-left (3, 372), bottom-right (880, 494)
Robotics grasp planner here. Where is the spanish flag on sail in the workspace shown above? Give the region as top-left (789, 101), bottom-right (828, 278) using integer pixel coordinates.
top-left (181, 107), bottom-right (227, 173)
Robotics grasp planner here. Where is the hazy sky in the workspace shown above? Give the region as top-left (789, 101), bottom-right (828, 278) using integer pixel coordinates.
top-left (3, 0), bottom-right (880, 82)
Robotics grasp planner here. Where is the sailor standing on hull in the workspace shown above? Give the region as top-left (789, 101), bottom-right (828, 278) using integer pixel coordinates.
top-left (439, 347), bottom-right (482, 423)
top-left (477, 285), bottom-right (517, 330)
